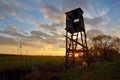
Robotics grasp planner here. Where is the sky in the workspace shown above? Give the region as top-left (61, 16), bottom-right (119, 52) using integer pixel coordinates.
top-left (0, 0), bottom-right (120, 56)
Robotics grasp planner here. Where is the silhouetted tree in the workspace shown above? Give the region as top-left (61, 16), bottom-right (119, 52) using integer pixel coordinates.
top-left (92, 35), bottom-right (114, 61)
top-left (106, 48), bottom-right (119, 60)
top-left (113, 37), bottom-right (120, 59)
top-left (113, 37), bottom-right (120, 51)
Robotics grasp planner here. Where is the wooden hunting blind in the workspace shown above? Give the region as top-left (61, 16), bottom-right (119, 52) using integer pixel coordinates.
top-left (65, 8), bottom-right (89, 68)
top-left (65, 8), bottom-right (85, 33)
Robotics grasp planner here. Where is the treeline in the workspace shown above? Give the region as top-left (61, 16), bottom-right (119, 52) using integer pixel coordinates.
top-left (88, 35), bottom-right (120, 62)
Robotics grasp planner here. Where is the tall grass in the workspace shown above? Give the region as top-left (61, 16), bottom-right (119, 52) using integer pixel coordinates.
top-left (0, 54), bottom-right (64, 68)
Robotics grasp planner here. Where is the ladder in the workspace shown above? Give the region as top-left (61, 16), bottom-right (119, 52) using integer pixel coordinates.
top-left (65, 31), bottom-right (89, 68)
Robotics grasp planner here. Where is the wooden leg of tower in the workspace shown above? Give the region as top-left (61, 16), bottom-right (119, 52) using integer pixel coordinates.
top-left (72, 33), bottom-right (75, 68)
top-left (75, 32), bottom-right (78, 50)
top-left (84, 31), bottom-right (90, 67)
top-left (65, 31), bottom-right (68, 68)
top-left (65, 31), bottom-right (90, 68)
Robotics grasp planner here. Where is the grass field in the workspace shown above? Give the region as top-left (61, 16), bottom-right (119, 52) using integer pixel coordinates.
top-left (0, 54), bottom-right (120, 80)
top-left (58, 60), bottom-right (120, 80)
top-left (0, 54), bottom-right (65, 68)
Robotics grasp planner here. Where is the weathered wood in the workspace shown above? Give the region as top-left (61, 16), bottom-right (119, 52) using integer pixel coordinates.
top-left (65, 36), bottom-right (87, 48)
top-left (65, 8), bottom-right (89, 69)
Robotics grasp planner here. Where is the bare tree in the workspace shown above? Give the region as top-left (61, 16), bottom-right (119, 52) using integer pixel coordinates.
top-left (113, 37), bottom-right (120, 51)
top-left (92, 35), bottom-right (114, 61)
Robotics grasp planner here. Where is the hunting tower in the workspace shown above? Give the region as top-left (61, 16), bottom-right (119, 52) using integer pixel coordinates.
top-left (65, 8), bottom-right (89, 68)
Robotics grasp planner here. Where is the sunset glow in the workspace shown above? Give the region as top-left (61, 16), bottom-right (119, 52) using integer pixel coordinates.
top-left (0, 0), bottom-right (120, 56)
top-left (74, 53), bottom-right (79, 58)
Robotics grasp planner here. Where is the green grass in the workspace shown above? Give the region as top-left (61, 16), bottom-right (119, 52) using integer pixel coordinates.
top-left (0, 54), bottom-right (64, 68)
top-left (58, 61), bottom-right (120, 80)
top-left (0, 54), bottom-right (120, 80)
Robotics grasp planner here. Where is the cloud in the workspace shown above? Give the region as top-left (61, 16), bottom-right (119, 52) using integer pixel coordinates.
top-left (86, 29), bottom-right (104, 38)
top-left (39, 4), bottom-right (65, 38)
top-left (0, 0), bottom-right (40, 17)
top-left (40, 5), bottom-right (65, 23)
top-left (40, 0), bottom-right (93, 27)
top-left (1, 22), bottom-right (65, 49)
top-left (0, 16), bottom-right (5, 20)
top-left (14, 14), bottom-right (58, 33)
top-left (0, 27), bottom-right (42, 47)
top-left (0, 34), bottom-right (42, 48)
top-left (40, 1), bottom-right (109, 33)
top-left (30, 0), bottom-right (42, 4)
top-left (108, 25), bottom-right (120, 38)
top-left (40, 22), bottom-right (65, 32)
top-left (40, 0), bottom-right (92, 24)
top-left (0, 25), bottom-right (31, 47)
top-left (0, 1), bottom-right (16, 16)
top-left (0, 0), bottom-right (116, 54)
top-left (98, 8), bottom-right (109, 17)
top-left (30, 30), bottom-right (51, 39)
top-left (6, 25), bottom-right (17, 31)
top-left (84, 17), bottom-right (109, 28)
top-left (0, 36), bottom-right (17, 46)
top-left (0, 25), bottom-right (26, 38)
top-left (0, 16), bottom-right (63, 47)
top-left (31, 20), bottom-right (57, 32)
top-left (60, 0), bottom-right (91, 11)
top-left (10, 0), bottom-right (40, 12)
top-left (30, 30), bottom-right (63, 44)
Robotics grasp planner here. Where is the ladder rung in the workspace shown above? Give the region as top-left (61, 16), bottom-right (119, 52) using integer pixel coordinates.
top-left (69, 44), bottom-right (76, 45)
top-left (73, 35), bottom-right (77, 36)
top-left (73, 39), bottom-right (78, 40)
